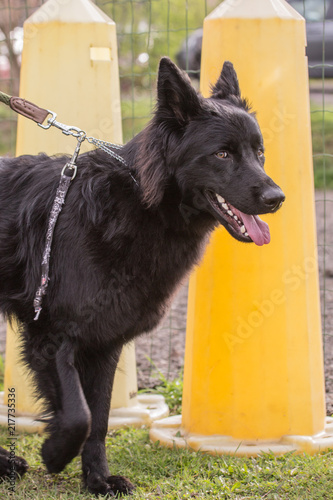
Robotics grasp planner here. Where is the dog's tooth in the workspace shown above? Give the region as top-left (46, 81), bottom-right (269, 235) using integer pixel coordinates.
top-left (222, 203), bottom-right (228, 210)
top-left (240, 225), bottom-right (246, 234)
top-left (245, 232), bottom-right (249, 237)
top-left (234, 215), bottom-right (238, 221)
top-left (227, 210), bottom-right (233, 216)
top-left (216, 194), bottom-right (225, 204)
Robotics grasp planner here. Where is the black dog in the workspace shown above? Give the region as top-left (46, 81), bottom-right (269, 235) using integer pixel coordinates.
top-left (0, 58), bottom-right (284, 495)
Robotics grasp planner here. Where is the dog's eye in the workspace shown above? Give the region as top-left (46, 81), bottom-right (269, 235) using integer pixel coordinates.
top-left (257, 149), bottom-right (264, 158)
top-left (216, 151), bottom-right (228, 159)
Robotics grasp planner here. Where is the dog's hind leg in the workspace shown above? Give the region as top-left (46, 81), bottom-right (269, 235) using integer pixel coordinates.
top-left (38, 339), bottom-right (92, 473)
top-left (79, 347), bottom-right (135, 497)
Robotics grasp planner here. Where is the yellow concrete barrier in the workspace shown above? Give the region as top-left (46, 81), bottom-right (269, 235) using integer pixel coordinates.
top-left (0, 0), bottom-right (168, 433)
top-left (150, 0), bottom-right (333, 455)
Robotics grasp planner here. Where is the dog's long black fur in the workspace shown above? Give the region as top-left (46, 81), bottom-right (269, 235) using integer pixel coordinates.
top-left (0, 58), bottom-right (284, 495)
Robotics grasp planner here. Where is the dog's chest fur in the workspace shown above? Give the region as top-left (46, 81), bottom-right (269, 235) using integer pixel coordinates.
top-left (58, 195), bottom-right (212, 347)
top-left (0, 152), bottom-right (213, 350)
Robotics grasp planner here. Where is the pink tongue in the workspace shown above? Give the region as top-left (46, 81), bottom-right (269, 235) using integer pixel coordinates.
top-left (234, 210), bottom-right (271, 246)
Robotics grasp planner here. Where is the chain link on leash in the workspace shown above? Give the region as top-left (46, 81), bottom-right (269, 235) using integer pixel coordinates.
top-left (38, 110), bottom-right (128, 166)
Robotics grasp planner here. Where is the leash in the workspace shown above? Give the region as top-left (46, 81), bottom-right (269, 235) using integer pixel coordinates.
top-left (0, 90), bottom-right (131, 168)
top-left (32, 134), bottom-right (85, 320)
top-left (0, 90), bottom-right (136, 320)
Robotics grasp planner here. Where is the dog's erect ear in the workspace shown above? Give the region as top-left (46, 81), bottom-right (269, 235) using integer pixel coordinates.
top-left (157, 57), bottom-right (202, 125)
top-left (210, 61), bottom-right (241, 100)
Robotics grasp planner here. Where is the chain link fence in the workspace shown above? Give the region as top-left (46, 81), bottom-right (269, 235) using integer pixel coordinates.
top-left (0, 0), bottom-right (332, 398)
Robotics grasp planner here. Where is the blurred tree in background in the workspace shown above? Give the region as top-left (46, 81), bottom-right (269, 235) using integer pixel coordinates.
top-left (0, 0), bottom-right (41, 94)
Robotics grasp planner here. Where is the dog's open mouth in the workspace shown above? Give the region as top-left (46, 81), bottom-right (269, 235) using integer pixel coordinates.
top-left (204, 190), bottom-right (271, 246)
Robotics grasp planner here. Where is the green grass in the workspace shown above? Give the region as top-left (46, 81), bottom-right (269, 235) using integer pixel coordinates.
top-left (121, 94), bottom-right (153, 143)
top-left (2, 374), bottom-right (332, 498)
top-left (311, 107), bottom-right (333, 189)
top-left (142, 367), bottom-right (183, 416)
top-left (1, 426), bottom-right (333, 499)
top-left (0, 106), bottom-right (16, 156)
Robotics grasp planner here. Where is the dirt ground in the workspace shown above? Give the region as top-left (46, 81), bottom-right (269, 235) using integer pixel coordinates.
top-left (0, 191), bottom-right (333, 414)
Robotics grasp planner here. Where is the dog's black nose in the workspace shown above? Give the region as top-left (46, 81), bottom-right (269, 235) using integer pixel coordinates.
top-left (260, 186), bottom-right (285, 212)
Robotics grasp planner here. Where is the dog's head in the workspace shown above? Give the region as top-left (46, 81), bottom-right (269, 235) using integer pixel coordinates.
top-left (138, 57), bottom-right (285, 246)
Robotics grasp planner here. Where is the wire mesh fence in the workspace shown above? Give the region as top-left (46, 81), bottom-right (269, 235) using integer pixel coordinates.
top-left (0, 0), bottom-right (332, 396)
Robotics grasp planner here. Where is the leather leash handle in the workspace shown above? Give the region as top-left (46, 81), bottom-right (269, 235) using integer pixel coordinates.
top-left (9, 96), bottom-right (50, 124)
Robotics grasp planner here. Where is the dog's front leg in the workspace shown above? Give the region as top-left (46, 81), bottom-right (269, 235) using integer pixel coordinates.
top-left (80, 346), bottom-right (135, 497)
top-left (41, 339), bottom-right (92, 473)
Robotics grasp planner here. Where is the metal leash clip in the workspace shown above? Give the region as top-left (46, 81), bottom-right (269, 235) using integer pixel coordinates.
top-left (37, 110), bottom-right (57, 129)
top-left (61, 131), bottom-right (86, 180)
top-left (38, 110), bottom-right (86, 138)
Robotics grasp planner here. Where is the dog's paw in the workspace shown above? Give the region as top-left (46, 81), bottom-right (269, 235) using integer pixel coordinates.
top-left (0, 450), bottom-right (29, 480)
top-left (85, 472), bottom-right (135, 497)
top-left (42, 438), bottom-right (67, 473)
top-left (107, 475), bottom-right (135, 496)
top-left (12, 455), bottom-right (29, 478)
top-left (42, 433), bottom-right (85, 474)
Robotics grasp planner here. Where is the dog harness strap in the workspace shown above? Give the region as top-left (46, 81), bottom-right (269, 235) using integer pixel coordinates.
top-left (33, 171), bottom-right (73, 320)
top-left (33, 132), bottom-right (84, 320)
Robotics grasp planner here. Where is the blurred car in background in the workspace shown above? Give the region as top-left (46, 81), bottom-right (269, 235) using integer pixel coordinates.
top-left (176, 0), bottom-right (333, 79)
top-left (296, 0), bottom-right (333, 77)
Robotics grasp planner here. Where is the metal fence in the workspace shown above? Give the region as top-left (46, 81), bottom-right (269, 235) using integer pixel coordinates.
top-left (0, 0), bottom-right (332, 393)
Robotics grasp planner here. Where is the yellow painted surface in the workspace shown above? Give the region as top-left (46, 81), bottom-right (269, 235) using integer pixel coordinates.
top-left (16, 20), bottom-right (122, 157)
top-left (4, 321), bottom-right (42, 414)
top-left (182, 0), bottom-right (325, 440)
top-left (111, 343), bottom-right (138, 410)
top-left (3, 0), bottom-right (136, 418)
